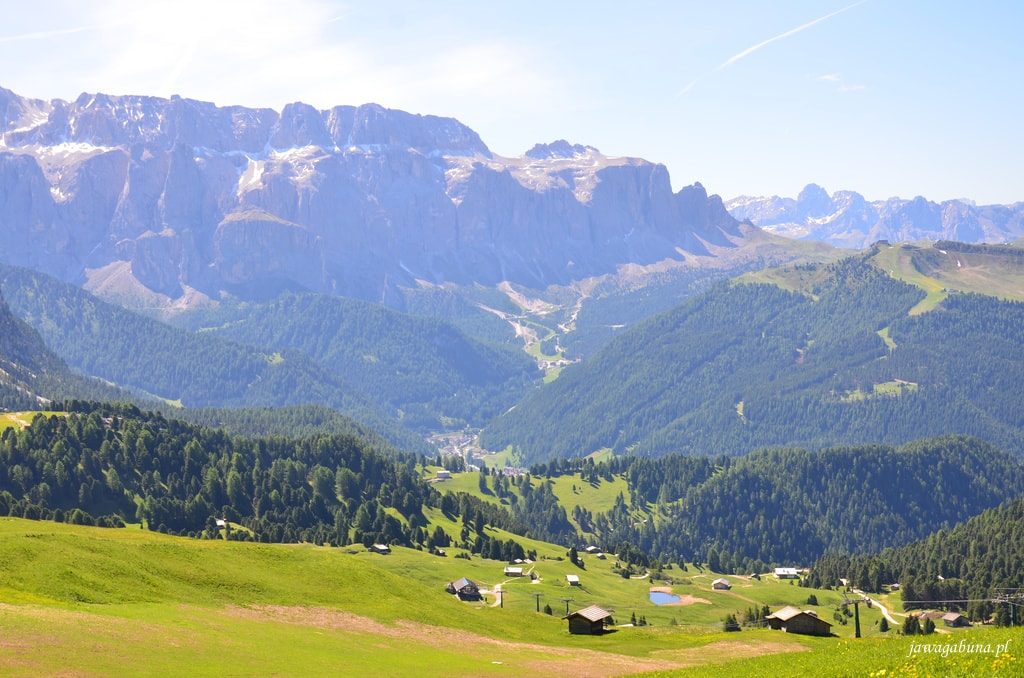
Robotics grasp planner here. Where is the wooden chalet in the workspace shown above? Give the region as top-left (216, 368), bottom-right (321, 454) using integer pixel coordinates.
top-left (566, 574), bottom-right (581, 586)
top-left (370, 543), bottom-right (391, 555)
top-left (765, 606), bottom-right (833, 637)
top-left (503, 566), bottom-right (524, 577)
top-left (564, 605), bottom-right (612, 635)
top-left (943, 612), bottom-right (971, 628)
top-left (445, 577), bottom-right (481, 601)
top-left (712, 578), bottom-right (731, 590)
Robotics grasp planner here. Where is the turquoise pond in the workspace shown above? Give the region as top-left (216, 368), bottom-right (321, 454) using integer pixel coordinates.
top-left (649, 591), bottom-right (680, 605)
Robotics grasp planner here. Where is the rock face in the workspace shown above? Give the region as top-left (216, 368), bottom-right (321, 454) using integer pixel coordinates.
top-left (727, 184), bottom-right (1024, 248)
top-left (0, 88), bottom-right (742, 306)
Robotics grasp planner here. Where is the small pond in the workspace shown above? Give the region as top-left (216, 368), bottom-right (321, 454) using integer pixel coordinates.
top-left (649, 591), bottom-right (680, 605)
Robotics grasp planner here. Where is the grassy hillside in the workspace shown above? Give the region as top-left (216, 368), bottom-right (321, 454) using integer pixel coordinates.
top-left (484, 256), bottom-right (1024, 461)
top-left (869, 241), bottom-right (1024, 314)
top-left (0, 517), bottom-right (925, 677)
top-left (1, 517), bottom-right (1015, 676)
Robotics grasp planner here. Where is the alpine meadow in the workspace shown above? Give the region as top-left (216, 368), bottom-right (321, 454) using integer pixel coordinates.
top-left (1, 3), bottom-right (1023, 677)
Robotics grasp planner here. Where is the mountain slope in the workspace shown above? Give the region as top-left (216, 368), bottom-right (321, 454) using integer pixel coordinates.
top-left (178, 292), bottom-right (538, 429)
top-left (0, 287), bottom-right (121, 409)
top-left (1, 263), bottom-right (540, 437)
top-left (0, 85), bottom-right (743, 308)
top-left (0, 264), bottom-right (435, 452)
top-left (483, 256), bottom-right (1024, 461)
top-left (727, 183), bottom-right (1024, 248)
top-left (810, 497), bottom-right (1024, 621)
top-left (541, 436), bottom-right (1024, 567)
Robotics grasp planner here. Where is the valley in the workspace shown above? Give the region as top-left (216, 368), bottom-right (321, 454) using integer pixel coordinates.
top-left (0, 48), bottom-right (1022, 677)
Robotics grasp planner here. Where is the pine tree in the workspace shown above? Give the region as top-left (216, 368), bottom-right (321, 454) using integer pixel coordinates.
top-left (902, 616), bottom-right (920, 635)
top-left (879, 617), bottom-right (889, 633)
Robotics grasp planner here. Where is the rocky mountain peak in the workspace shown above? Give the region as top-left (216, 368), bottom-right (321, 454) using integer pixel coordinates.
top-left (524, 140), bottom-right (599, 159)
top-left (727, 185), bottom-right (1024, 248)
top-left (0, 84), bottom-right (742, 307)
top-left (796, 183), bottom-right (833, 217)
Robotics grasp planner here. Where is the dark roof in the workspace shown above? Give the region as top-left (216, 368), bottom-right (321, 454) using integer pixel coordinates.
top-left (565, 605), bottom-right (611, 622)
top-left (451, 577), bottom-right (477, 590)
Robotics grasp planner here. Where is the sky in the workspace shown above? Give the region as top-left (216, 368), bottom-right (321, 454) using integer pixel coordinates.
top-left (1, 0), bottom-right (1022, 204)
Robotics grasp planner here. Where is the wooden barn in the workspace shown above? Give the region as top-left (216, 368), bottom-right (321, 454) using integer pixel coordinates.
top-left (503, 566), bottom-right (524, 577)
top-left (370, 543), bottom-right (391, 555)
top-left (564, 605), bottom-right (612, 635)
top-left (773, 567), bottom-right (799, 580)
top-left (943, 612), bottom-right (971, 628)
top-left (566, 574), bottom-right (581, 586)
top-left (445, 577), bottom-right (481, 601)
top-left (765, 606), bottom-right (833, 637)
top-left (712, 578), bottom-right (731, 590)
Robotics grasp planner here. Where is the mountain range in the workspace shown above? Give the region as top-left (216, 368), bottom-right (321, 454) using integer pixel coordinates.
top-left (727, 183), bottom-right (1024, 248)
top-left (0, 86), bottom-right (743, 310)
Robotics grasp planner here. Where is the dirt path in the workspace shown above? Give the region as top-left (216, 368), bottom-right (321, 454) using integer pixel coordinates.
top-left (491, 566), bottom-right (537, 606)
top-left (852, 589), bottom-right (900, 625)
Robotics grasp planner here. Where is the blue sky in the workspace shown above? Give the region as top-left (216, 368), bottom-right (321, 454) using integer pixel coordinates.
top-left (2, 1), bottom-right (1022, 203)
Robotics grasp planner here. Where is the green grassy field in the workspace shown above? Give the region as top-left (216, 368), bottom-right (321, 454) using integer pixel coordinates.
top-left (870, 244), bottom-right (948, 314)
top-left (0, 518), bottom-right (1016, 676)
top-left (0, 410), bottom-right (66, 431)
top-left (741, 243), bottom-right (1024, 319)
top-left (426, 467), bottom-right (632, 530)
top-left (870, 242), bottom-right (1024, 315)
top-left (735, 265), bottom-right (832, 299)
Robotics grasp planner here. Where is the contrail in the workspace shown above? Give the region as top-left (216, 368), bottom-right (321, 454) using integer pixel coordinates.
top-left (680, 0), bottom-right (869, 95)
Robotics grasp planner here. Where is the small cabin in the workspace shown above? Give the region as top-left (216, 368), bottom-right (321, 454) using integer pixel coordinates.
top-left (943, 612), bottom-right (970, 628)
top-left (774, 567), bottom-right (799, 580)
top-left (566, 574), bottom-right (581, 586)
top-left (436, 469), bottom-right (451, 480)
top-left (766, 606), bottom-right (832, 637)
top-left (446, 577), bottom-right (481, 601)
top-left (564, 605), bottom-right (612, 635)
top-left (370, 543), bottom-right (391, 555)
top-left (503, 566), bottom-right (524, 577)
top-left (584, 546), bottom-right (600, 554)
top-left (712, 578), bottom-right (731, 590)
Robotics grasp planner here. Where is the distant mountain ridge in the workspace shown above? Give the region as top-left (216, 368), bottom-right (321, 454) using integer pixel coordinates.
top-left (0, 85), bottom-right (742, 309)
top-left (727, 183), bottom-right (1024, 248)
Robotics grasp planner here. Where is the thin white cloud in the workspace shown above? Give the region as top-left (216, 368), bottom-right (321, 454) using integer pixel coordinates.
top-left (816, 72), bottom-right (866, 93)
top-left (680, 0), bottom-right (869, 96)
top-left (0, 25), bottom-right (97, 44)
